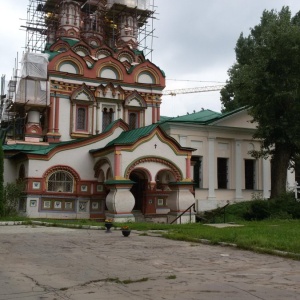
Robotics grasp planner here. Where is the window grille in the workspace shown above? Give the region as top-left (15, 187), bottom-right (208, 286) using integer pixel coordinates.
top-left (129, 112), bottom-right (138, 130)
top-left (47, 171), bottom-right (74, 193)
top-left (102, 108), bottom-right (114, 131)
top-left (77, 107), bottom-right (86, 130)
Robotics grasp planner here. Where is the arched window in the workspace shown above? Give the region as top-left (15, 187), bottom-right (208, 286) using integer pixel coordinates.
top-left (100, 67), bottom-right (118, 79)
top-left (102, 108), bottom-right (114, 131)
top-left (47, 171), bottom-right (74, 193)
top-left (76, 106), bottom-right (87, 131)
top-left (137, 71), bottom-right (155, 84)
top-left (129, 112), bottom-right (138, 130)
top-left (58, 61), bottom-right (79, 74)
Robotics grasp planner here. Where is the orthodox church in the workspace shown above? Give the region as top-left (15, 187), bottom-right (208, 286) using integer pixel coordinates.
top-left (1, 0), bottom-right (295, 223)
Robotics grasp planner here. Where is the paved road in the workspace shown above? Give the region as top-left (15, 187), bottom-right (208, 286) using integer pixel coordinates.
top-left (0, 225), bottom-right (299, 300)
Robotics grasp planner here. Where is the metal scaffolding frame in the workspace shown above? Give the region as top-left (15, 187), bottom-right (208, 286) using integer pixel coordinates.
top-left (21, 0), bottom-right (158, 57)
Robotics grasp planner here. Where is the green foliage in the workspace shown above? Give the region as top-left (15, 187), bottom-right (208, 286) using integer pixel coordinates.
top-left (221, 6), bottom-right (300, 198)
top-left (213, 192), bottom-right (300, 222)
top-left (243, 200), bottom-right (270, 221)
top-left (2, 181), bottom-right (25, 217)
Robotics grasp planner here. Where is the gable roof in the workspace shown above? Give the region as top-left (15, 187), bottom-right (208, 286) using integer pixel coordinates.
top-left (105, 124), bottom-right (158, 147)
top-left (3, 119), bottom-right (129, 158)
top-left (3, 139), bottom-right (81, 156)
top-left (89, 123), bottom-right (196, 155)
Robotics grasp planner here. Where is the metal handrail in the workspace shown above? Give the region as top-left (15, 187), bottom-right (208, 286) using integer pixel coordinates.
top-left (204, 203), bottom-right (229, 224)
top-left (170, 203), bottom-right (196, 224)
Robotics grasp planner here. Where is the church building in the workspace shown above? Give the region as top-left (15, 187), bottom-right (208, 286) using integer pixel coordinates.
top-left (1, 0), bottom-right (295, 223)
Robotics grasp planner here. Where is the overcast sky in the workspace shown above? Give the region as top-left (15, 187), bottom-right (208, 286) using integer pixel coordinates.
top-left (1, 0), bottom-right (300, 117)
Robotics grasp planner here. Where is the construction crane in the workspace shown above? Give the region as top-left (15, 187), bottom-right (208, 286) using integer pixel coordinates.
top-left (162, 84), bottom-right (225, 96)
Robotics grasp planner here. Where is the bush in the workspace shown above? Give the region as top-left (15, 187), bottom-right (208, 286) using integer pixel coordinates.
top-left (243, 200), bottom-right (270, 221)
top-left (269, 192), bottom-right (300, 219)
top-left (211, 191), bottom-right (300, 222)
top-left (1, 181), bottom-right (25, 217)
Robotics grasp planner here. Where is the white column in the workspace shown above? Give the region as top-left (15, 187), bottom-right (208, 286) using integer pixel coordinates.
top-left (263, 158), bottom-right (271, 199)
top-left (93, 103), bottom-right (97, 135)
top-left (235, 140), bottom-right (243, 199)
top-left (208, 138), bottom-right (215, 199)
top-left (96, 103), bottom-right (100, 134)
top-left (286, 167), bottom-right (296, 190)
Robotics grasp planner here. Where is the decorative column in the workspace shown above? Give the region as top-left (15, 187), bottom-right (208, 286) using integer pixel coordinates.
top-left (152, 103), bottom-right (156, 124)
top-left (156, 104), bottom-right (160, 121)
top-left (186, 155), bottom-right (191, 180)
top-left (235, 140), bottom-right (243, 199)
top-left (48, 94), bottom-right (55, 133)
top-left (105, 180), bottom-right (135, 223)
top-left (114, 150), bottom-right (122, 179)
top-left (46, 93), bottom-right (61, 143)
top-left (208, 137), bottom-right (216, 199)
top-left (167, 182), bottom-right (195, 224)
top-left (54, 96), bottom-right (60, 133)
top-left (96, 102), bottom-right (100, 134)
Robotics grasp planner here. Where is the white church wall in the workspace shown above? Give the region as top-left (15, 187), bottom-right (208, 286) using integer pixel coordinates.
top-left (58, 97), bottom-right (72, 141)
top-left (26, 127), bottom-right (124, 180)
top-left (144, 108), bottom-right (153, 126)
top-left (121, 134), bottom-right (186, 179)
top-left (3, 159), bottom-right (18, 184)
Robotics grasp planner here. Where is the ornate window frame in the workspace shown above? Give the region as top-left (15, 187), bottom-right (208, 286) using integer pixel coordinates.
top-left (76, 105), bottom-right (88, 132)
top-left (47, 170), bottom-right (74, 193)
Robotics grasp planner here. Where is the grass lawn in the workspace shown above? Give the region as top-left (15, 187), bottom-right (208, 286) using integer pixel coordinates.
top-left (1, 217), bottom-right (299, 259)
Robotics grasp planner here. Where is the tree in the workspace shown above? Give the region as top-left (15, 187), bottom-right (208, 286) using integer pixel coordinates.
top-left (221, 7), bottom-right (300, 199)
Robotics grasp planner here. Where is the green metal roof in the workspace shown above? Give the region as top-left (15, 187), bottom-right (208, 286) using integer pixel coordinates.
top-left (161, 107), bottom-right (247, 125)
top-left (60, 37), bottom-right (80, 47)
top-left (161, 109), bottom-right (221, 124)
top-left (102, 119), bottom-right (122, 133)
top-left (102, 124), bottom-right (158, 148)
top-left (44, 50), bottom-right (60, 61)
top-left (107, 124), bottom-right (158, 146)
top-left (3, 138), bottom-right (83, 156)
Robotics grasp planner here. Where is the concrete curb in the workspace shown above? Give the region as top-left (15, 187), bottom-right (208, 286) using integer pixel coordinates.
top-left (0, 221), bottom-right (24, 226)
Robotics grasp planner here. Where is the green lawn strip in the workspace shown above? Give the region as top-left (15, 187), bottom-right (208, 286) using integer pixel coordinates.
top-left (161, 220), bottom-right (300, 258)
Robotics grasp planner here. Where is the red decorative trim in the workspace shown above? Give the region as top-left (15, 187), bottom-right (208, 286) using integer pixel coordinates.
top-left (25, 124), bottom-right (42, 135)
top-left (43, 165), bottom-right (81, 181)
top-left (71, 83), bottom-right (95, 102)
top-left (125, 157), bottom-right (182, 181)
top-left (129, 167), bottom-right (152, 182)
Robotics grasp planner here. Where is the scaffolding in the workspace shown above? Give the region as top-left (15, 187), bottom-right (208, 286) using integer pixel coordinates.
top-left (22, 0), bottom-right (158, 57)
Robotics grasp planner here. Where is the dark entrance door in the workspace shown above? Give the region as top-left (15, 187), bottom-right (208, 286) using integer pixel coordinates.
top-left (129, 171), bottom-right (148, 211)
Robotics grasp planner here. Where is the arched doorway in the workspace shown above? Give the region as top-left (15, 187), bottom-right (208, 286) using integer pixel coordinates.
top-left (129, 169), bottom-right (149, 212)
